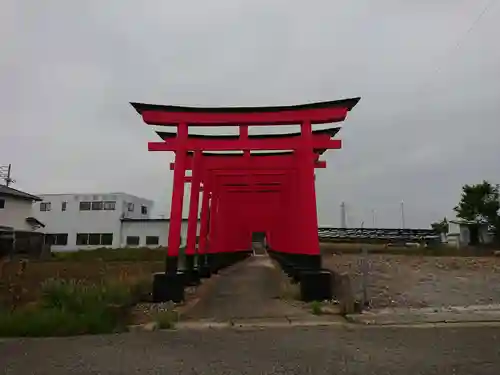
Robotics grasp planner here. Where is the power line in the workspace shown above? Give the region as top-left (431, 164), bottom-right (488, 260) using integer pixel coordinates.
top-left (410, 0), bottom-right (497, 97)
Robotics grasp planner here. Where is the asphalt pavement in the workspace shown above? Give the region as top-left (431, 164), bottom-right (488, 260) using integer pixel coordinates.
top-left (1, 325), bottom-right (499, 374)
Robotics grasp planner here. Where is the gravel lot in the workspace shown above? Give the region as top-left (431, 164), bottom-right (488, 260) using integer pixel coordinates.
top-left (323, 254), bottom-right (500, 308)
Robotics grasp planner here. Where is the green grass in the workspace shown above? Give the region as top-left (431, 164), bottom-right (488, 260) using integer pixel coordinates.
top-left (51, 247), bottom-right (166, 262)
top-left (50, 247), bottom-right (189, 262)
top-left (0, 279), bottom-right (138, 337)
top-left (310, 301), bottom-right (323, 315)
top-left (155, 309), bottom-right (179, 330)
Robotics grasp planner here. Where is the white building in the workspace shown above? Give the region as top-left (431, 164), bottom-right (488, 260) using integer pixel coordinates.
top-left (121, 218), bottom-right (191, 249)
top-left (0, 185), bottom-right (44, 231)
top-left (34, 192), bottom-right (194, 251)
top-left (447, 220), bottom-right (492, 248)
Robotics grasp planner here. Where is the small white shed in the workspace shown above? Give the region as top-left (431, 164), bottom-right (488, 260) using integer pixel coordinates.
top-left (447, 220), bottom-right (492, 248)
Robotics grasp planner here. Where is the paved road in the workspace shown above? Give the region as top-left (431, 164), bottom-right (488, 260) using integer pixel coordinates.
top-left (1, 325), bottom-right (500, 374)
top-left (183, 256), bottom-right (313, 322)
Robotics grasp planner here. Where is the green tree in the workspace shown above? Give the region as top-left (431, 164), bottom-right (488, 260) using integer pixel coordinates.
top-left (431, 217), bottom-right (449, 234)
top-left (454, 180), bottom-right (500, 240)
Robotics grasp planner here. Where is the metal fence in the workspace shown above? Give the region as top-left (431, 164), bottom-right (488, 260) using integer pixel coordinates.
top-left (318, 227), bottom-right (440, 244)
top-left (0, 230), bottom-right (49, 259)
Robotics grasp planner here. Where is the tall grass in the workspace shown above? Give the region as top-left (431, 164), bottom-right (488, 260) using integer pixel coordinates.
top-left (0, 279), bottom-right (140, 337)
top-left (51, 247), bottom-right (171, 262)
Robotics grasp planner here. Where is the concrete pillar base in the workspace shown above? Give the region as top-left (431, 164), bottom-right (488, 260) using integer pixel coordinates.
top-left (165, 255), bottom-right (179, 275)
top-left (184, 268), bottom-right (201, 286)
top-left (199, 265), bottom-right (211, 278)
top-left (152, 272), bottom-right (185, 303)
top-left (300, 270), bottom-right (333, 302)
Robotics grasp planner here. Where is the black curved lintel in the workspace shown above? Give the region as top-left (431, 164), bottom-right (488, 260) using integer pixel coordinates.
top-left (131, 98), bottom-right (360, 115)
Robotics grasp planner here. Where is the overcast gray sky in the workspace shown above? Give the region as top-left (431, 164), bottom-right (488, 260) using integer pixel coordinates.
top-left (1, 0), bottom-right (499, 228)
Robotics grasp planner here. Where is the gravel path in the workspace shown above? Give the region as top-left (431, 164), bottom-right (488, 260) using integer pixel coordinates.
top-left (1, 326), bottom-right (500, 374)
top-left (324, 254), bottom-right (500, 308)
top-left (182, 256), bottom-right (313, 322)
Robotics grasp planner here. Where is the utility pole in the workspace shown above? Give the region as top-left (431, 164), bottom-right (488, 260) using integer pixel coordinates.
top-left (400, 201), bottom-right (406, 229)
top-left (340, 201), bottom-right (347, 228)
top-left (0, 164), bottom-right (15, 186)
top-left (371, 209), bottom-right (376, 228)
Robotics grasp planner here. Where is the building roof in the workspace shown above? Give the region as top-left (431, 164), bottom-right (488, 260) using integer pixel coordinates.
top-left (449, 219), bottom-right (488, 225)
top-left (0, 185), bottom-right (42, 201)
top-left (26, 216), bottom-right (45, 228)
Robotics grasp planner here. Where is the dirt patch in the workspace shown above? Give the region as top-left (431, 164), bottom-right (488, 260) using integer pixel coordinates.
top-left (323, 254), bottom-right (500, 309)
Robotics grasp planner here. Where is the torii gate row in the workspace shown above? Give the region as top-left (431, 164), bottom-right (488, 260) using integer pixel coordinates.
top-left (177, 149), bottom-right (329, 278)
top-left (131, 97), bottom-right (360, 303)
top-left (165, 132), bottom-right (335, 251)
top-left (166, 137), bottom-right (333, 268)
top-left (177, 151), bottom-right (328, 252)
top-left (178, 159), bottom-right (299, 278)
top-left (202, 172), bottom-right (293, 261)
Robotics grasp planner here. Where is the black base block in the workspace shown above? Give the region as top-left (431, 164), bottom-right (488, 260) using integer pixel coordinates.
top-left (300, 270), bottom-right (333, 302)
top-left (184, 254), bottom-right (195, 270)
top-left (152, 272), bottom-right (185, 303)
top-left (288, 254), bottom-right (322, 269)
top-left (197, 254), bottom-right (207, 268)
top-left (184, 268), bottom-right (200, 286)
top-left (199, 265), bottom-right (211, 278)
top-left (208, 255), bottom-right (219, 274)
top-left (165, 255), bottom-right (179, 275)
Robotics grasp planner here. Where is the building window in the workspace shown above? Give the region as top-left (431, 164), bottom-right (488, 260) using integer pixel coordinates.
top-left (45, 233), bottom-right (68, 246)
top-left (61, 201), bottom-right (67, 211)
top-left (40, 202), bottom-right (51, 211)
top-left (126, 236), bottom-right (140, 246)
top-left (79, 201), bottom-right (91, 211)
top-left (89, 233), bottom-right (101, 245)
top-left (146, 236), bottom-right (159, 245)
top-left (101, 233), bottom-right (113, 245)
top-left (76, 233), bottom-right (113, 246)
top-left (141, 205), bottom-right (148, 215)
top-left (103, 201), bottom-right (116, 211)
top-left (127, 202), bottom-right (134, 212)
top-left (91, 201), bottom-right (103, 211)
top-left (0, 199), bottom-right (4, 209)
top-left (76, 233), bottom-right (89, 245)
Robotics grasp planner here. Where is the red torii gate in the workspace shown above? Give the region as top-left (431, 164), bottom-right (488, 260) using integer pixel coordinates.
top-left (131, 98), bottom-right (360, 302)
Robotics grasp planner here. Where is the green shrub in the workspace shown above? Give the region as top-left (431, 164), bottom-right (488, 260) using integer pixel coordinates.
top-left (129, 277), bottom-right (153, 303)
top-left (311, 301), bottom-right (323, 315)
top-left (41, 279), bottom-right (132, 313)
top-left (0, 279), bottom-right (136, 337)
top-left (155, 309), bottom-right (178, 330)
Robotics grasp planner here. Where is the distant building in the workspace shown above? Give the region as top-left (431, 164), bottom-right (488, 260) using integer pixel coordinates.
top-left (447, 220), bottom-right (493, 248)
top-left (0, 185), bottom-right (46, 258)
top-left (34, 192), bottom-right (197, 251)
top-left (0, 185), bottom-right (44, 231)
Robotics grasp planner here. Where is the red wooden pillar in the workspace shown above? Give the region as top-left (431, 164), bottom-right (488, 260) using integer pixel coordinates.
top-left (298, 120), bottom-right (320, 260)
top-left (198, 185), bottom-right (210, 256)
top-left (166, 122), bottom-right (188, 274)
top-left (186, 152), bottom-right (202, 256)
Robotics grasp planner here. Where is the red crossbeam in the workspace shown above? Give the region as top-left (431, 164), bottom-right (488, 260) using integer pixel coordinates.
top-left (171, 157), bottom-right (326, 170)
top-left (148, 138), bottom-right (341, 152)
top-left (140, 107), bottom-right (348, 126)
